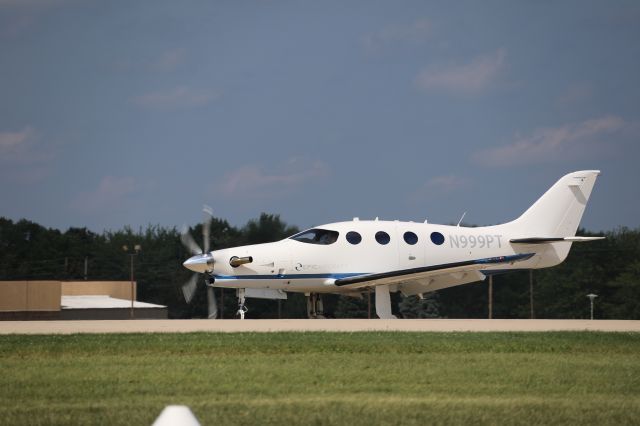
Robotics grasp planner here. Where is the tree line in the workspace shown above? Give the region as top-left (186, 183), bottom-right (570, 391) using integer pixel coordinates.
top-left (0, 215), bottom-right (638, 319)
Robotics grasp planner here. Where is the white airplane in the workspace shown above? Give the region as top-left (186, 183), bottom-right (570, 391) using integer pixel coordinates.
top-left (181, 170), bottom-right (603, 319)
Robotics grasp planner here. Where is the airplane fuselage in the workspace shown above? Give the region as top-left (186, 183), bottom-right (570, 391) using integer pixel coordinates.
top-left (197, 220), bottom-right (567, 294)
top-left (181, 170), bottom-right (602, 318)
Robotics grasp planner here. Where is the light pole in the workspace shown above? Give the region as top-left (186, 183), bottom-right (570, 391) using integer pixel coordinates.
top-left (529, 270), bottom-right (534, 319)
top-left (488, 275), bottom-right (493, 319)
top-left (123, 244), bottom-right (141, 319)
top-left (586, 293), bottom-right (598, 320)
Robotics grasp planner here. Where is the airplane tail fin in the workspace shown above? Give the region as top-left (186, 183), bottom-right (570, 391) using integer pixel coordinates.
top-left (508, 170), bottom-right (600, 237)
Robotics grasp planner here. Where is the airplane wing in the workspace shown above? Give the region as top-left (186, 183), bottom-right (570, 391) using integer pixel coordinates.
top-left (510, 237), bottom-right (604, 244)
top-left (334, 253), bottom-right (535, 290)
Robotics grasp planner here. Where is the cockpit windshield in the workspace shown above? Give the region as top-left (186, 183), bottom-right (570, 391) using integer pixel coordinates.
top-left (289, 228), bottom-right (339, 245)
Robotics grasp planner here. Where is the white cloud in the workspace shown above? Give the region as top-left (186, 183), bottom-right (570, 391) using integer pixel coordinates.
top-left (130, 86), bottom-right (217, 109)
top-left (0, 0), bottom-right (69, 6)
top-left (0, 0), bottom-right (73, 37)
top-left (556, 82), bottom-right (594, 107)
top-left (363, 19), bottom-right (432, 53)
top-left (424, 175), bottom-right (469, 192)
top-left (410, 174), bottom-right (470, 203)
top-left (0, 125), bottom-right (51, 161)
top-left (0, 126), bottom-right (34, 153)
top-left (113, 48), bottom-right (187, 73)
top-left (473, 116), bottom-right (627, 166)
top-left (72, 176), bottom-right (139, 212)
top-left (416, 49), bottom-right (506, 94)
top-left (213, 159), bottom-right (330, 199)
top-left (0, 126), bottom-right (54, 184)
top-left (152, 48), bottom-right (186, 72)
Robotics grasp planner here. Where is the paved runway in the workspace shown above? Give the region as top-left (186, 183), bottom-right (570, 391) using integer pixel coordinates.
top-left (0, 319), bottom-right (639, 334)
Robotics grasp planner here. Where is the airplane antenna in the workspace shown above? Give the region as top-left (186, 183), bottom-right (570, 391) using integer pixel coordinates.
top-left (456, 211), bottom-right (467, 227)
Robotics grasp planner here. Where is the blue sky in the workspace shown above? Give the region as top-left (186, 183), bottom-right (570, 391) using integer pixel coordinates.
top-left (1, 0), bottom-right (639, 233)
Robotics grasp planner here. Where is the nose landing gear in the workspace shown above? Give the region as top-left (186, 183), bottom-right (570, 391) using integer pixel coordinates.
top-left (205, 275), bottom-right (218, 319)
top-left (236, 288), bottom-right (248, 320)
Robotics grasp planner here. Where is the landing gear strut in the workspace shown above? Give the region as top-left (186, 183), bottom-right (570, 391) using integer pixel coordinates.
top-left (306, 293), bottom-right (325, 319)
top-left (375, 285), bottom-right (397, 319)
top-left (236, 288), bottom-right (248, 320)
top-left (205, 276), bottom-right (218, 319)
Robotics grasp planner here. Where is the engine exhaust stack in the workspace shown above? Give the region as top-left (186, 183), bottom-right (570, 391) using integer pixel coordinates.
top-left (229, 256), bottom-right (253, 267)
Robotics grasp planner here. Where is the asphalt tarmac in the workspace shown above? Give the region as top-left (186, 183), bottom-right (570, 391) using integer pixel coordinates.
top-left (1, 319), bottom-right (639, 334)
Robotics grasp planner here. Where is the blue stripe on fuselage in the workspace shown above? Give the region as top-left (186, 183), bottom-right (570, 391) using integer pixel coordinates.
top-left (213, 253), bottom-right (535, 282)
top-left (212, 272), bottom-right (366, 281)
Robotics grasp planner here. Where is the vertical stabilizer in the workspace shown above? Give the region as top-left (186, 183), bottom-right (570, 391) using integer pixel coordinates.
top-left (509, 170), bottom-right (600, 236)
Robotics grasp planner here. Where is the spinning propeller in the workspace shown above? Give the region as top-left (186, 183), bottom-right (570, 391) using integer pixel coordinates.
top-left (180, 206), bottom-right (218, 319)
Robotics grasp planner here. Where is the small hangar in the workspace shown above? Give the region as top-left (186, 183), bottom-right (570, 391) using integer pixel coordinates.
top-left (0, 280), bottom-right (167, 320)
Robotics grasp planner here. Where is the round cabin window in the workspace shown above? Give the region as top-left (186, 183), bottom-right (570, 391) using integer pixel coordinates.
top-left (375, 231), bottom-right (391, 245)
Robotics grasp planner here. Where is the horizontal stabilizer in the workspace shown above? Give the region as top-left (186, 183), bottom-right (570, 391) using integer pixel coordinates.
top-left (510, 236), bottom-right (605, 244)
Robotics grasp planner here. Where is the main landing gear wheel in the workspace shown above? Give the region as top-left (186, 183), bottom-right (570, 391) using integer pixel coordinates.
top-left (306, 293), bottom-right (325, 319)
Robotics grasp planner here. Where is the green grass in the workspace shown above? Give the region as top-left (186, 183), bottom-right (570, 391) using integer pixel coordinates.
top-left (1, 332), bottom-right (639, 425)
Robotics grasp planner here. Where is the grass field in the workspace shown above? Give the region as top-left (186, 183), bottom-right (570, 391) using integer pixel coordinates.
top-left (0, 332), bottom-right (639, 425)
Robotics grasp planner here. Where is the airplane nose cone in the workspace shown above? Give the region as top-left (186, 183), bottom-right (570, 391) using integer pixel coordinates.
top-left (183, 254), bottom-right (213, 273)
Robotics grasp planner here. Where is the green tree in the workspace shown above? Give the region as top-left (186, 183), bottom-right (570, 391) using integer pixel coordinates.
top-left (334, 295), bottom-right (369, 318)
top-left (399, 292), bottom-right (441, 318)
top-left (601, 260), bottom-right (640, 319)
top-left (2, 216), bottom-right (639, 320)
top-left (242, 213), bottom-right (299, 244)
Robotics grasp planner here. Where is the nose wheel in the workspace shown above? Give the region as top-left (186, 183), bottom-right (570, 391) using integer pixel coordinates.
top-left (236, 288), bottom-right (248, 320)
